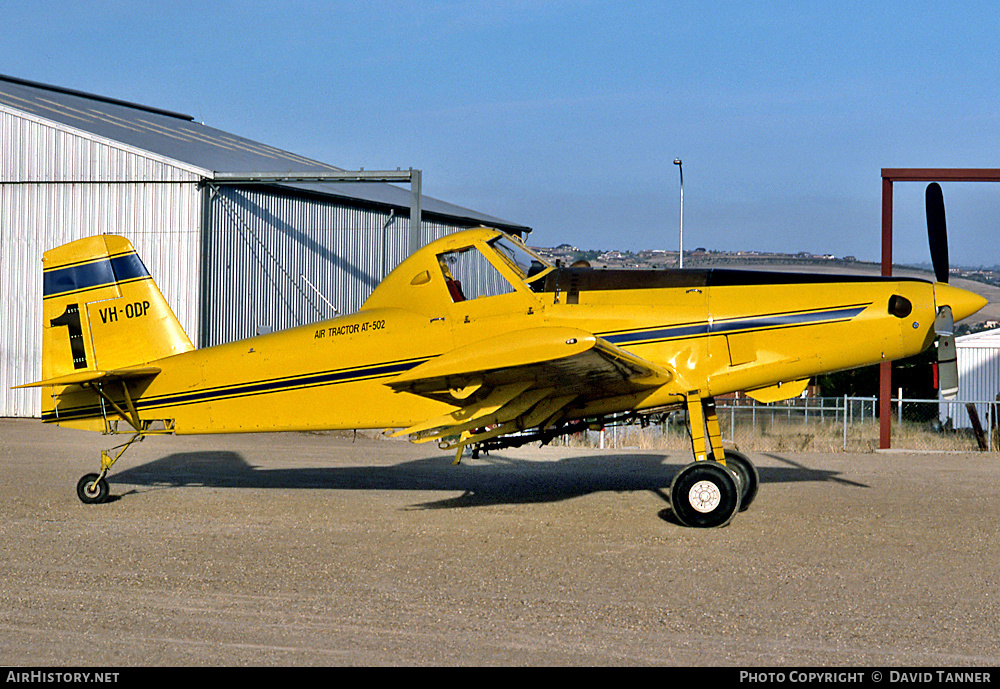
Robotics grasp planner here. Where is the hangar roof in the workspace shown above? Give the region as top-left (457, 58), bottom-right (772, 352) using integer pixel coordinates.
top-left (0, 74), bottom-right (529, 234)
top-left (957, 328), bottom-right (1000, 347)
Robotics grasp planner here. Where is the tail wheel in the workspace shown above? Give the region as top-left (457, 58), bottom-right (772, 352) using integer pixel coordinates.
top-left (670, 461), bottom-right (741, 528)
top-left (76, 473), bottom-right (109, 504)
top-left (723, 449), bottom-right (759, 510)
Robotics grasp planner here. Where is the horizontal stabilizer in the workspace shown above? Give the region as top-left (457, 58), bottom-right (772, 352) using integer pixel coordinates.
top-left (14, 366), bottom-right (161, 389)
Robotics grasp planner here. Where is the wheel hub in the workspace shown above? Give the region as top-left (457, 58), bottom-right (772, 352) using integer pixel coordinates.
top-left (688, 480), bottom-right (722, 513)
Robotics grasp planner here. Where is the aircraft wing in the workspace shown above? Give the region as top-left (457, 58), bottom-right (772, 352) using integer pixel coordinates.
top-left (385, 327), bottom-right (674, 452)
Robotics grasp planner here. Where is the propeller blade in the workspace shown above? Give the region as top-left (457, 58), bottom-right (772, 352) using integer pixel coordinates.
top-left (926, 182), bottom-right (949, 283)
top-left (935, 305), bottom-right (959, 399)
top-left (937, 334), bottom-right (959, 399)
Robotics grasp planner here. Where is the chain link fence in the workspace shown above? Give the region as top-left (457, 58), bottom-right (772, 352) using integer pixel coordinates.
top-left (554, 395), bottom-right (1000, 453)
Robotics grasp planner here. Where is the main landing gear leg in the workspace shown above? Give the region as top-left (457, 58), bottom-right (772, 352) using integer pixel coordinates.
top-left (702, 399), bottom-right (758, 507)
top-left (670, 394), bottom-right (756, 528)
top-left (684, 392), bottom-right (709, 462)
top-left (76, 432), bottom-right (143, 504)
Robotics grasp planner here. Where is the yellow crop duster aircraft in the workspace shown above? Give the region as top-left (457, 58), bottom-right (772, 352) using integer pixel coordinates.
top-left (17, 183), bottom-right (986, 527)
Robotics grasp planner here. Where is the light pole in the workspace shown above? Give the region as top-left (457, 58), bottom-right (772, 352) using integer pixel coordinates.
top-left (673, 158), bottom-right (683, 268)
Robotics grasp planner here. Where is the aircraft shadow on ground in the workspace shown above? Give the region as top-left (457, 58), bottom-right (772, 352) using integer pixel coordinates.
top-left (111, 449), bottom-right (867, 512)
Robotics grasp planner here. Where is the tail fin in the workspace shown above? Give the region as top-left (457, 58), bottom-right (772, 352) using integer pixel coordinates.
top-left (39, 235), bottom-right (194, 381)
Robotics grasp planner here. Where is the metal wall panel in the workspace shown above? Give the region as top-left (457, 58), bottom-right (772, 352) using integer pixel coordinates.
top-left (201, 186), bottom-right (489, 347)
top-left (1, 110), bottom-right (203, 417)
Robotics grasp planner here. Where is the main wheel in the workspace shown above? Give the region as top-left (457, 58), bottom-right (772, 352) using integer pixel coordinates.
top-left (76, 473), bottom-right (109, 504)
top-left (670, 461), bottom-right (741, 528)
top-left (723, 449), bottom-right (759, 510)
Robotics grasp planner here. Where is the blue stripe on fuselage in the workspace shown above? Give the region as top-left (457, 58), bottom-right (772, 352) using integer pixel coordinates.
top-left (601, 305), bottom-right (868, 346)
top-left (40, 356), bottom-right (429, 423)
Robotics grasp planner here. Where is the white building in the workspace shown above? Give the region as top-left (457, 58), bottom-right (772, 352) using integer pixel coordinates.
top-left (940, 328), bottom-right (1000, 429)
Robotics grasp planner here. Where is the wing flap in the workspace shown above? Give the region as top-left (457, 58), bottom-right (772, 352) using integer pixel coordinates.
top-left (390, 381), bottom-right (533, 439)
top-left (406, 386), bottom-right (554, 443)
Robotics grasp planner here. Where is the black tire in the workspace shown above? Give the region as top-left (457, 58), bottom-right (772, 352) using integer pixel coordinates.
top-left (724, 449), bottom-right (759, 510)
top-left (670, 461), bottom-right (741, 528)
top-left (76, 473), bottom-right (109, 504)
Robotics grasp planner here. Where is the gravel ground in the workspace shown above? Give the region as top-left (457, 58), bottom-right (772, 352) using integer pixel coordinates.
top-left (2, 418), bottom-right (999, 667)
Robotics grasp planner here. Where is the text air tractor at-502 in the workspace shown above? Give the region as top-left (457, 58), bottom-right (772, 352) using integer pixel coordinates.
top-left (18, 183), bottom-right (986, 527)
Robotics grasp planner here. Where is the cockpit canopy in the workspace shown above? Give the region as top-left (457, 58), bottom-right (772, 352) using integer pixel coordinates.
top-left (436, 234), bottom-right (551, 302)
top-left (360, 227), bottom-right (552, 312)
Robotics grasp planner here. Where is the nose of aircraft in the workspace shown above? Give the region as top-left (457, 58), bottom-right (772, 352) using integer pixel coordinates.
top-left (935, 283), bottom-right (988, 323)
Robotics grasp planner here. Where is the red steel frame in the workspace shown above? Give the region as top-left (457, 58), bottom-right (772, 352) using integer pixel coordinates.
top-left (879, 168), bottom-right (1000, 449)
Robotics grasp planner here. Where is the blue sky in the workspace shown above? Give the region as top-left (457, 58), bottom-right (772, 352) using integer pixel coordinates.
top-left (3, 1), bottom-right (998, 264)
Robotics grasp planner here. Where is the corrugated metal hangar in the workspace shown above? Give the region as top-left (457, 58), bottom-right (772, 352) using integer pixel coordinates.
top-left (0, 74), bottom-right (530, 417)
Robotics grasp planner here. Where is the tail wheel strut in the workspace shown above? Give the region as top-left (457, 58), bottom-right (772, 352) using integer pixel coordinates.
top-left (75, 432), bottom-right (143, 505)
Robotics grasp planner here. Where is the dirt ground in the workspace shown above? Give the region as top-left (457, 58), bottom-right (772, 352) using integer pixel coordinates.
top-left (2, 418), bottom-right (998, 667)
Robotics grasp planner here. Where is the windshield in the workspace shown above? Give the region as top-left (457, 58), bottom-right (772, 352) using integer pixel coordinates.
top-left (489, 235), bottom-right (552, 282)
